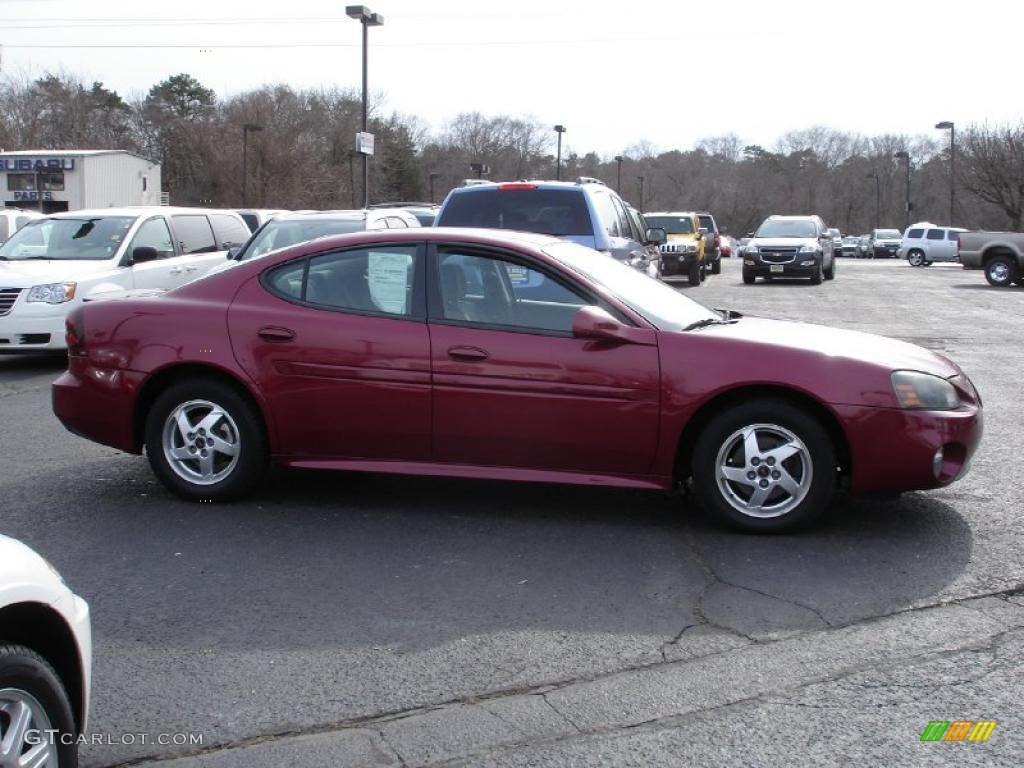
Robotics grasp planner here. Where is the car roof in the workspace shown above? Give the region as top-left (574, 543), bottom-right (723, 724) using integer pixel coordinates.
top-left (451, 178), bottom-right (611, 193)
top-left (646, 211), bottom-right (699, 217)
top-left (767, 215), bottom-right (820, 221)
top-left (42, 206), bottom-right (245, 219)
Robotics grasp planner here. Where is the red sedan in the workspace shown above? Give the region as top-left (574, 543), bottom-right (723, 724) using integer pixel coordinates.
top-left (53, 229), bottom-right (982, 532)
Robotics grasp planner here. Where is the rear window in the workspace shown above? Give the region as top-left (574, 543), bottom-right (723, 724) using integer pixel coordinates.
top-left (438, 188), bottom-right (592, 236)
top-left (925, 229), bottom-right (945, 241)
top-left (906, 228), bottom-right (924, 239)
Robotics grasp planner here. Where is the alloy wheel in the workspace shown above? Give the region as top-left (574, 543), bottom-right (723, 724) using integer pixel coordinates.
top-left (162, 399), bottom-right (241, 486)
top-left (715, 423), bottom-right (813, 519)
top-left (0, 689), bottom-right (58, 768)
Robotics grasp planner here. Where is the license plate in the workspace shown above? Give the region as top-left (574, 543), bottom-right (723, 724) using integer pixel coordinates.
top-left (770, 264), bottom-right (784, 273)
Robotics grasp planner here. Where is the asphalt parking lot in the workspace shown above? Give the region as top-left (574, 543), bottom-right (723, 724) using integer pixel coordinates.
top-left (2, 257), bottom-right (1022, 767)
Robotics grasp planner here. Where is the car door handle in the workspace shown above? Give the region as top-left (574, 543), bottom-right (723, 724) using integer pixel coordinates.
top-left (184, 265), bottom-right (199, 272)
top-left (447, 345), bottom-right (488, 362)
top-left (168, 267), bottom-right (183, 275)
top-left (257, 326), bottom-right (296, 342)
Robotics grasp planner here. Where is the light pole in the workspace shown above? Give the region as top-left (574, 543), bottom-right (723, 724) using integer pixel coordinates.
top-left (935, 121), bottom-right (955, 225)
top-left (428, 172), bottom-right (439, 204)
top-left (554, 124), bottom-right (566, 180)
top-left (614, 155), bottom-right (624, 194)
top-left (346, 5), bottom-right (383, 208)
top-left (893, 151), bottom-right (912, 230)
top-left (637, 175), bottom-right (645, 213)
top-left (241, 123), bottom-right (263, 207)
top-left (866, 172), bottom-right (880, 230)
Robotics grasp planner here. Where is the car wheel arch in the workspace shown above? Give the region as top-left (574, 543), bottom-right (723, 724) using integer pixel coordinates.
top-left (0, 602), bottom-right (85, 734)
top-left (132, 363), bottom-right (274, 454)
top-left (982, 246), bottom-right (1018, 265)
top-left (672, 385), bottom-right (851, 487)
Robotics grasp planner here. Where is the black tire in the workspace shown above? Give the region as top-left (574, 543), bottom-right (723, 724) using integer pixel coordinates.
top-left (699, 261), bottom-right (707, 282)
top-left (710, 257), bottom-right (722, 275)
top-left (144, 377), bottom-right (268, 501)
top-left (809, 260), bottom-right (823, 285)
top-left (742, 269), bottom-right (756, 285)
top-left (923, 260), bottom-right (933, 266)
top-left (688, 258), bottom-right (701, 286)
top-left (691, 399), bottom-right (836, 533)
top-left (0, 644), bottom-right (79, 768)
top-left (823, 257), bottom-right (836, 280)
top-left (907, 249), bottom-right (925, 267)
top-left (984, 256), bottom-right (1018, 287)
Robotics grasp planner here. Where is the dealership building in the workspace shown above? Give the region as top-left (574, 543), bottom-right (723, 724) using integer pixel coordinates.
top-left (0, 150), bottom-right (162, 213)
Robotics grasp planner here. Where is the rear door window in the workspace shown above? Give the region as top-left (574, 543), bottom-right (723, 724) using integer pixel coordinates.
top-left (925, 229), bottom-right (945, 241)
top-left (438, 188), bottom-right (592, 236)
top-left (171, 215), bottom-right (217, 254)
top-left (947, 231), bottom-right (959, 241)
top-left (209, 214), bottom-right (251, 248)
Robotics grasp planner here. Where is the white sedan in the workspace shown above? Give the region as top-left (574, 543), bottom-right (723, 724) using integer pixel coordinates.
top-left (0, 535), bottom-right (91, 767)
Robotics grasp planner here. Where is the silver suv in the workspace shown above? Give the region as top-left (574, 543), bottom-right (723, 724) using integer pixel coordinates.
top-left (435, 178), bottom-right (666, 272)
top-left (740, 215), bottom-right (837, 285)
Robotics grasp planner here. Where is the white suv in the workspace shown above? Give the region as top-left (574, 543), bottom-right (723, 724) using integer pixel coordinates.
top-left (0, 208), bottom-right (42, 243)
top-left (0, 207), bottom-right (250, 352)
top-left (898, 222), bottom-right (966, 266)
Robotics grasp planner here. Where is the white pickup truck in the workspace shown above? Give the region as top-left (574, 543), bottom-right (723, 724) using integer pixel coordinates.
top-left (957, 230), bottom-right (1024, 287)
top-left (0, 207), bottom-right (250, 351)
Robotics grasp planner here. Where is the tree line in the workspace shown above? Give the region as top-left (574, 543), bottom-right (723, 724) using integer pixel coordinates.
top-left (1, 71), bottom-right (1022, 235)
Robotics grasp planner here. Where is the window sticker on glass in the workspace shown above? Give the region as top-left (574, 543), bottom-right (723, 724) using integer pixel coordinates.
top-left (368, 250), bottom-right (413, 314)
top-left (506, 265), bottom-right (530, 285)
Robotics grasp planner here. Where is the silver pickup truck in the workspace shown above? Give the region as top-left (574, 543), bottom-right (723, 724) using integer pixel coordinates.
top-left (957, 231), bottom-right (1024, 287)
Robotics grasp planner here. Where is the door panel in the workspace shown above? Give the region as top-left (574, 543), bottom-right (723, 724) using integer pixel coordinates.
top-left (227, 244), bottom-right (431, 460)
top-left (429, 245), bottom-right (660, 474)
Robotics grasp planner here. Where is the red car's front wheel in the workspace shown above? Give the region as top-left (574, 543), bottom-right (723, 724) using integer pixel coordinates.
top-left (692, 399), bottom-right (836, 533)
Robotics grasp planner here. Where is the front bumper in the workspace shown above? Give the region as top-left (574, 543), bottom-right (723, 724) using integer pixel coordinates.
top-left (659, 252), bottom-right (699, 276)
top-left (52, 355), bottom-right (146, 453)
top-left (835, 402), bottom-right (982, 493)
top-left (874, 245), bottom-right (901, 258)
top-left (743, 258), bottom-right (819, 277)
top-left (0, 309), bottom-right (67, 351)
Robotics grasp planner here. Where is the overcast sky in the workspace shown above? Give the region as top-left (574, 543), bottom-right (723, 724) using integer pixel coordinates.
top-left (1, 0), bottom-right (1019, 157)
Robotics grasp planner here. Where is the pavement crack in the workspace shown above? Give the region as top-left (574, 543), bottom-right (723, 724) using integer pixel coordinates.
top-left (375, 728), bottom-right (409, 768)
top-left (540, 693), bottom-right (583, 734)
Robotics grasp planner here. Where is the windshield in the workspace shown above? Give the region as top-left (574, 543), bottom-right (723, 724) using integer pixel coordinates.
top-left (438, 188), bottom-right (592, 236)
top-left (544, 241), bottom-right (719, 331)
top-left (754, 219), bottom-right (818, 239)
top-left (875, 230), bottom-right (901, 239)
top-left (645, 216), bottom-right (695, 235)
top-left (0, 216), bottom-right (135, 261)
top-left (240, 217), bottom-right (367, 261)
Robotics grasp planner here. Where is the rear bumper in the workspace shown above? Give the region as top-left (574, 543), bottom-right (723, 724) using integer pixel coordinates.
top-left (52, 356), bottom-right (145, 453)
top-left (835, 403), bottom-right (983, 493)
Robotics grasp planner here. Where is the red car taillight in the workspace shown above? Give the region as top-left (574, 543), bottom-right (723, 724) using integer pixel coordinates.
top-left (497, 182), bottom-right (537, 191)
top-left (65, 311), bottom-right (85, 355)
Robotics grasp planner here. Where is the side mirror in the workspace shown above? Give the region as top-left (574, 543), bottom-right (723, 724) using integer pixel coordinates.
top-left (572, 306), bottom-right (654, 346)
top-left (644, 227), bottom-right (667, 245)
top-left (131, 246), bottom-right (159, 264)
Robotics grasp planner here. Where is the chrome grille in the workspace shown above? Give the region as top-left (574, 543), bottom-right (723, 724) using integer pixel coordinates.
top-left (759, 248), bottom-right (797, 264)
top-left (0, 288), bottom-right (21, 316)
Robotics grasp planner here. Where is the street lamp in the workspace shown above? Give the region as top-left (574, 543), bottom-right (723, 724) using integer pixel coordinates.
top-left (637, 175), bottom-right (645, 213)
top-left (428, 172), bottom-right (440, 204)
top-left (554, 124), bottom-right (566, 181)
top-left (865, 172), bottom-right (881, 230)
top-left (346, 5), bottom-right (384, 208)
top-left (935, 121), bottom-right (955, 226)
top-left (241, 123), bottom-right (263, 207)
top-left (893, 151), bottom-right (912, 230)
top-left (614, 155), bottom-right (624, 194)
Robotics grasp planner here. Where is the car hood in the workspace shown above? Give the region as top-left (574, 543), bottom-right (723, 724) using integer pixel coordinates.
top-left (0, 259), bottom-right (117, 286)
top-left (699, 317), bottom-right (960, 377)
top-left (749, 238), bottom-right (819, 249)
top-left (876, 238), bottom-right (902, 245)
